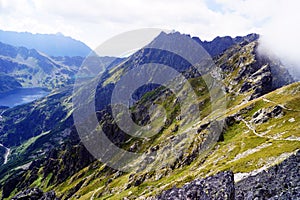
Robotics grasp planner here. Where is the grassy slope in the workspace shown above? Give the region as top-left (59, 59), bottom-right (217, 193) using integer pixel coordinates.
top-left (22, 81), bottom-right (298, 200)
top-left (2, 41), bottom-right (299, 199)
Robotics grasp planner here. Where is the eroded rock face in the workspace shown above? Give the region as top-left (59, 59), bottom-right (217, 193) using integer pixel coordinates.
top-left (12, 187), bottom-right (60, 200)
top-left (154, 171), bottom-right (235, 200)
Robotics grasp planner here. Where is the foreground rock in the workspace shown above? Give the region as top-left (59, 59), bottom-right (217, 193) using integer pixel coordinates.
top-left (235, 150), bottom-right (300, 200)
top-left (151, 150), bottom-right (299, 200)
top-left (154, 171), bottom-right (235, 200)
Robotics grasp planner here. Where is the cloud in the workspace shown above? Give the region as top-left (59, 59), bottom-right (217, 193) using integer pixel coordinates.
top-left (251, 0), bottom-right (300, 78)
top-left (210, 0), bottom-right (300, 78)
top-left (0, 0), bottom-right (259, 48)
top-left (0, 0), bottom-right (299, 77)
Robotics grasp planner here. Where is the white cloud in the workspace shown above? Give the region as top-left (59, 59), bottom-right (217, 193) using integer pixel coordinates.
top-left (0, 0), bottom-right (253, 48)
top-left (258, 1), bottom-right (300, 65)
top-left (0, 0), bottom-right (299, 76)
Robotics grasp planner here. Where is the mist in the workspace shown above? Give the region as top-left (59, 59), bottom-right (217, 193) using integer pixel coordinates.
top-left (258, 0), bottom-right (300, 80)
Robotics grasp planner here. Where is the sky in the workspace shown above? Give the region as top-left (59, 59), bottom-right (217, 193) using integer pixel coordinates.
top-left (0, 0), bottom-right (300, 67)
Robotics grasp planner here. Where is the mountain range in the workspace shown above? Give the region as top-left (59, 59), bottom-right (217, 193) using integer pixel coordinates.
top-left (0, 30), bottom-right (92, 57)
top-left (0, 31), bottom-right (299, 200)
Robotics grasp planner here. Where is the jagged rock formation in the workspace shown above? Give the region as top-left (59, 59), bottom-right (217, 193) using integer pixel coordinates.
top-left (153, 171), bottom-right (235, 200)
top-left (217, 41), bottom-right (293, 101)
top-left (235, 150), bottom-right (300, 200)
top-left (251, 105), bottom-right (284, 124)
top-left (193, 33), bottom-right (259, 57)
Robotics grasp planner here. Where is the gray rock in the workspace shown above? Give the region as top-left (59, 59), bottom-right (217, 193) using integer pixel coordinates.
top-left (252, 105), bottom-right (284, 124)
top-left (150, 151), bottom-right (299, 200)
top-left (155, 171), bottom-right (235, 200)
top-left (236, 151), bottom-right (300, 200)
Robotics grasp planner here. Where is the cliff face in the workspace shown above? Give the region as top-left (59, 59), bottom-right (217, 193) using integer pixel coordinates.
top-left (0, 33), bottom-right (299, 199)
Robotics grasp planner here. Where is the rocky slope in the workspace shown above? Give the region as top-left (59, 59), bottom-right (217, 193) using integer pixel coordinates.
top-left (9, 150), bottom-right (299, 200)
top-left (0, 32), bottom-right (299, 199)
top-left (153, 171), bottom-right (235, 200)
top-left (235, 150), bottom-right (300, 199)
top-left (149, 150), bottom-right (300, 200)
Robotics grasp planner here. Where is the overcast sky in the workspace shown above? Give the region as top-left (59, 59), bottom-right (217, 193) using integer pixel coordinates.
top-left (0, 0), bottom-right (300, 67)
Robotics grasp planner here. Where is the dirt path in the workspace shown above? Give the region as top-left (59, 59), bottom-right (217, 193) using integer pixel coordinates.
top-left (240, 118), bottom-right (300, 141)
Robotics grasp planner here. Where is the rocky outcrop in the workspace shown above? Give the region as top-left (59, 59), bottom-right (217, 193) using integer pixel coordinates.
top-left (218, 41), bottom-right (294, 102)
top-left (154, 171), bottom-right (235, 200)
top-left (239, 64), bottom-right (273, 100)
top-left (152, 151), bottom-right (299, 200)
top-left (235, 150), bottom-right (300, 200)
top-left (251, 105), bottom-right (284, 124)
top-left (12, 187), bottom-right (60, 200)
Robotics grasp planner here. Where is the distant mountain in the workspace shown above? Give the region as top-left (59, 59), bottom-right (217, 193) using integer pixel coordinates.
top-left (51, 56), bottom-right (85, 70)
top-left (0, 30), bottom-right (92, 57)
top-left (0, 42), bottom-right (75, 89)
top-left (192, 33), bottom-right (259, 57)
top-left (0, 74), bottom-right (22, 94)
top-left (51, 55), bottom-right (123, 72)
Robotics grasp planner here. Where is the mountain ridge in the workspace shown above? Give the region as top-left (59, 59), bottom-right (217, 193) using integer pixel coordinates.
top-left (0, 31), bottom-right (298, 199)
top-left (0, 30), bottom-right (92, 57)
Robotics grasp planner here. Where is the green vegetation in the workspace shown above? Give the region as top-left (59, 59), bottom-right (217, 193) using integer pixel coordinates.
top-left (1, 39), bottom-right (299, 200)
